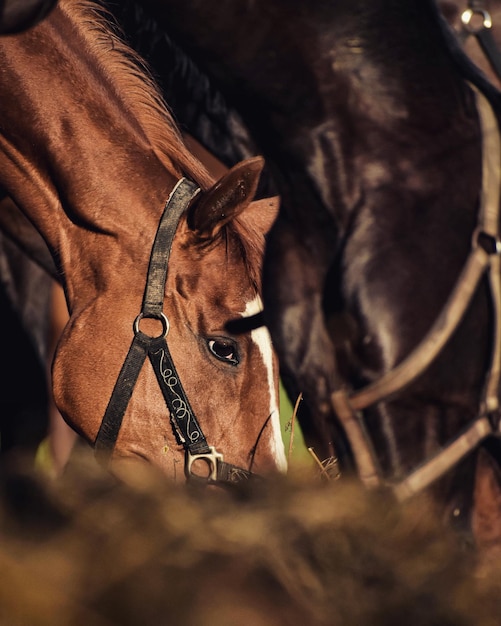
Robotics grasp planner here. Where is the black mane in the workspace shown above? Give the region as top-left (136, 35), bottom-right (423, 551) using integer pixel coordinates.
top-left (107, 0), bottom-right (278, 197)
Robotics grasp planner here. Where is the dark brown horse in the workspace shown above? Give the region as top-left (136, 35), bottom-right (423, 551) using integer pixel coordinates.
top-left (0, 0), bottom-right (287, 482)
top-left (122, 0), bottom-right (501, 556)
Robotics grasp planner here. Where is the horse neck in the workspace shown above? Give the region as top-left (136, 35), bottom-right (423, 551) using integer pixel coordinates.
top-left (163, 0), bottom-right (461, 118)
top-left (0, 1), bottom-right (198, 307)
top-left (266, 0), bottom-right (473, 231)
top-left (334, 2), bottom-right (488, 508)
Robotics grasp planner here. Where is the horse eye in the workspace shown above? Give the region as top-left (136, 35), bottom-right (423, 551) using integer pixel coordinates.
top-left (207, 338), bottom-right (239, 365)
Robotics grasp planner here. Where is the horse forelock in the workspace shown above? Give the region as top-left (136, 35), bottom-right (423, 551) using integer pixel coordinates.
top-left (61, 0), bottom-right (212, 189)
top-left (229, 219), bottom-right (267, 294)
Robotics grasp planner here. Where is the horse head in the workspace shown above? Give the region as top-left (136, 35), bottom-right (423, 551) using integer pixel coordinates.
top-left (53, 157), bottom-right (286, 482)
top-left (0, 0), bottom-right (286, 484)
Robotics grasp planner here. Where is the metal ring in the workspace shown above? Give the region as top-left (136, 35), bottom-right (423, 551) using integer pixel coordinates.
top-left (133, 312), bottom-right (170, 338)
top-left (461, 8), bottom-right (492, 33)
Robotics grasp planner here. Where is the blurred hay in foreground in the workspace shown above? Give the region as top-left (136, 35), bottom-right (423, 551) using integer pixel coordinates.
top-left (0, 449), bottom-right (500, 626)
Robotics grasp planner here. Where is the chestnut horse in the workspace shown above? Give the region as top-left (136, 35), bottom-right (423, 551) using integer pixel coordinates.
top-left (0, 0), bottom-right (286, 482)
top-left (120, 0), bottom-right (501, 557)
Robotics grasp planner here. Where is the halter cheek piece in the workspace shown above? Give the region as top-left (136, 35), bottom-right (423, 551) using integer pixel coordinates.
top-left (94, 178), bottom-right (256, 485)
top-left (330, 84), bottom-right (501, 501)
top-left (461, 1), bottom-right (501, 81)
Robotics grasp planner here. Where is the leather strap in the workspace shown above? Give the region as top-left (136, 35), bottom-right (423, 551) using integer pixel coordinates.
top-left (142, 178), bottom-right (200, 318)
top-left (329, 84), bottom-right (501, 497)
top-left (393, 416), bottom-right (493, 501)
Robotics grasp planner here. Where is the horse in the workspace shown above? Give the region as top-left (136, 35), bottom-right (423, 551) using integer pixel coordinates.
top-left (0, 0), bottom-right (287, 483)
top-left (111, 0), bottom-right (501, 555)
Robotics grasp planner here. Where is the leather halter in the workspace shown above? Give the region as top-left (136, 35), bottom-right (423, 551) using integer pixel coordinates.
top-left (95, 178), bottom-right (257, 485)
top-left (330, 84), bottom-right (501, 501)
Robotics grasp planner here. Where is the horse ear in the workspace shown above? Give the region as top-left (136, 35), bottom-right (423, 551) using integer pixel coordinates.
top-left (187, 156), bottom-right (264, 237)
top-left (237, 195), bottom-right (280, 237)
top-left (471, 447), bottom-right (501, 559)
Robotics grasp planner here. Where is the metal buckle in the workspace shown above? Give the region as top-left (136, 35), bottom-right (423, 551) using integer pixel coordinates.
top-left (461, 8), bottom-right (492, 34)
top-left (185, 446), bottom-right (224, 482)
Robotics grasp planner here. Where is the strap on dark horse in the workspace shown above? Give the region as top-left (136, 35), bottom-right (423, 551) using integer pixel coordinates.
top-left (330, 85), bottom-right (501, 500)
top-left (461, 1), bottom-right (501, 80)
top-left (94, 178), bottom-right (255, 485)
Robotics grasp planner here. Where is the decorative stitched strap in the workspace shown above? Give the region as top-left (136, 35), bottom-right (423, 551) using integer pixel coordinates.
top-left (149, 339), bottom-right (210, 455)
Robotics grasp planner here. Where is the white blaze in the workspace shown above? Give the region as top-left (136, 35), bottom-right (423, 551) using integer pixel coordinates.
top-left (244, 295), bottom-right (288, 472)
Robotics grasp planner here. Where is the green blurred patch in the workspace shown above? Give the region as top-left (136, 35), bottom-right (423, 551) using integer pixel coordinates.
top-left (279, 380), bottom-right (312, 468)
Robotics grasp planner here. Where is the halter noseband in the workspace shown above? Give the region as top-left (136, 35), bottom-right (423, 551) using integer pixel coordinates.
top-left (95, 178), bottom-right (256, 485)
top-left (330, 84), bottom-right (501, 500)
